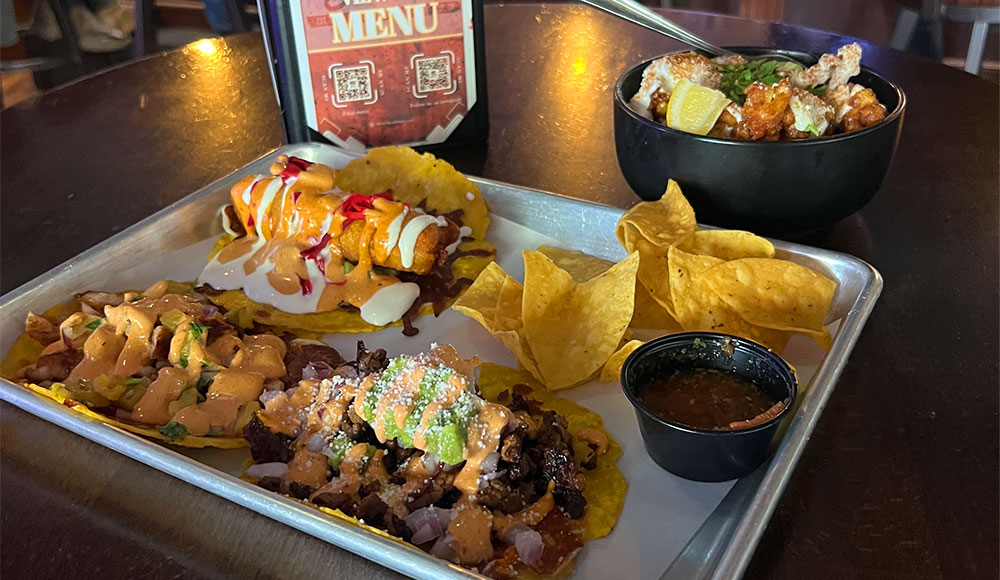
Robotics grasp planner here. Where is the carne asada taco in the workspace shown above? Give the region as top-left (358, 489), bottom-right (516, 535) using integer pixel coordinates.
top-left (0, 281), bottom-right (348, 448)
top-left (201, 147), bottom-right (496, 337)
top-left (243, 343), bottom-right (626, 578)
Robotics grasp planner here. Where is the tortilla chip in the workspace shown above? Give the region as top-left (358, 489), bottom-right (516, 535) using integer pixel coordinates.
top-left (537, 246), bottom-right (615, 283)
top-left (676, 229), bottom-right (775, 261)
top-left (538, 246), bottom-right (678, 330)
top-left (631, 285), bottom-right (680, 330)
top-left (22, 383), bottom-right (246, 448)
top-left (703, 258), bottom-right (837, 333)
top-left (701, 258), bottom-right (835, 350)
top-left (599, 340), bottom-right (644, 382)
top-left (616, 180), bottom-right (696, 250)
top-left (523, 252), bottom-right (640, 390)
top-left (668, 247), bottom-right (790, 352)
top-left (334, 146), bottom-right (490, 240)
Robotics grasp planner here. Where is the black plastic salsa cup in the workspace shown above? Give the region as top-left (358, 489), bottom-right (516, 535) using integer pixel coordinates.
top-left (620, 332), bottom-right (798, 482)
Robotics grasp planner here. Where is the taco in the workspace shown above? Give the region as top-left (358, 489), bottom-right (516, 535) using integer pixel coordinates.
top-left (200, 147), bottom-right (496, 336)
top-left (242, 343), bottom-right (626, 578)
top-left (1, 281), bottom-right (349, 448)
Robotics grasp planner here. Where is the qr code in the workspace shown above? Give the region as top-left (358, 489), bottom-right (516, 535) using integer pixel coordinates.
top-left (415, 56), bottom-right (452, 93)
top-left (333, 66), bottom-right (372, 103)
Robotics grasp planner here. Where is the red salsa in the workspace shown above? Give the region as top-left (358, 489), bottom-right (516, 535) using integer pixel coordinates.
top-left (640, 368), bottom-right (779, 430)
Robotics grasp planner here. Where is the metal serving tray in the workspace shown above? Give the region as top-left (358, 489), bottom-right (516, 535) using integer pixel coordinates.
top-left (0, 143), bottom-right (882, 580)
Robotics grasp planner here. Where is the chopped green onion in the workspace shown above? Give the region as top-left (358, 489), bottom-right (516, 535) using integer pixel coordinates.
top-left (84, 319), bottom-right (103, 330)
top-left (159, 421), bottom-right (189, 440)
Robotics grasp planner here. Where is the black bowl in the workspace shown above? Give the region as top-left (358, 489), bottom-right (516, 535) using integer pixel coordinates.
top-left (613, 47), bottom-right (906, 236)
top-left (620, 332), bottom-right (798, 482)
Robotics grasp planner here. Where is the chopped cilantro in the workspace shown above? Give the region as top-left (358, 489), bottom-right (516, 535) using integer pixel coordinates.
top-left (178, 354), bottom-right (189, 368)
top-left (718, 60), bottom-right (803, 105)
top-left (196, 374), bottom-right (212, 393)
top-left (159, 421), bottom-right (189, 440)
top-left (84, 319), bottom-right (103, 330)
top-left (188, 321), bottom-right (207, 339)
top-left (125, 377), bottom-right (145, 385)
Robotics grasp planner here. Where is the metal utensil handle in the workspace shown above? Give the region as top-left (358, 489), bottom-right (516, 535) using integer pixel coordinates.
top-left (578, 0), bottom-right (734, 58)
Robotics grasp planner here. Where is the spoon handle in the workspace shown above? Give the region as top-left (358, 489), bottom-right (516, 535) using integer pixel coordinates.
top-left (578, 0), bottom-right (735, 58)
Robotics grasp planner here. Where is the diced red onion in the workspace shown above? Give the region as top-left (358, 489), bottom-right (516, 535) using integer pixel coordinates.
top-left (61, 328), bottom-right (73, 348)
top-left (504, 524), bottom-right (544, 565)
top-left (320, 445), bottom-right (336, 458)
top-left (405, 507), bottom-right (445, 544)
top-left (302, 361), bottom-right (334, 381)
top-left (202, 305), bottom-right (219, 318)
top-left (480, 451), bottom-right (500, 475)
top-left (480, 469), bottom-right (507, 488)
top-left (434, 507), bottom-right (456, 528)
top-left (307, 433), bottom-right (327, 453)
top-left (259, 390), bottom-right (283, 405)
top-left (246, 462), bottom-right (288, 479)
top-left (80, 303), bottom-right (100, 316)
top-left (421, 452), bottom-right (442, 472)
top-left (263, 379), bottom-right (283, 391)
top-left (285, 387), bottom-right (299, 399)
top-left (428, 533), bottom-right (455, 560)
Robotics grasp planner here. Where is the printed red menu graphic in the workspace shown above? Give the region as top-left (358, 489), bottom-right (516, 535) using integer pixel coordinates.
top-left (291, 0), bottom-right (476, 149)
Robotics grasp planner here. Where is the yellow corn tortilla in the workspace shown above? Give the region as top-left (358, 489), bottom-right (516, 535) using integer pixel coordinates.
top-left (206, 242), bottom-right (495, 334)
top-left (19, 382), bottom-right (247, 448)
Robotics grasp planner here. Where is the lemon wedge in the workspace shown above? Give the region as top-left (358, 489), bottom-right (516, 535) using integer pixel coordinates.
top-left (665, 79), bottom-right (731, 136)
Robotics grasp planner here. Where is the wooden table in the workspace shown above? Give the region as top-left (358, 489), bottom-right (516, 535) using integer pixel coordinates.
top-left (1, 5), bottom-right (997, 579)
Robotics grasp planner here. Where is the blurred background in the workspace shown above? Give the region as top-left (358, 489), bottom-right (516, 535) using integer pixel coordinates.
top-left (1, 0), bottom-right (997, 108)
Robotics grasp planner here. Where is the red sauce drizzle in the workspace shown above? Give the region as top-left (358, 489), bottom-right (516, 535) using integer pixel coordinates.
top-left (298, 275), bottom-right (313, 295)
top-left (281, 156), bottom-right (314, 181)
top-left (338, 192), bottom-right (394, 230)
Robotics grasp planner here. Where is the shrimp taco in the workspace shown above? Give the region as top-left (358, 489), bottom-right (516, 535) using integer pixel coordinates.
top-left (200, 147), bottom-right (496, 336)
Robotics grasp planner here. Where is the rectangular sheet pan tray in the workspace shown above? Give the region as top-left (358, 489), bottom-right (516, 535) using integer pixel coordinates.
top-left (0, 143), bottom-right (882, 580)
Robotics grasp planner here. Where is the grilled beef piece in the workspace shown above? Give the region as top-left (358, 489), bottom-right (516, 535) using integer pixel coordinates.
top-left (354, 341), bottom-right (389, 376)
top-left (288, 482), bottom-right (313, 500)
top-left (499, 426), bottom-right (524, 464)
top-left (340, 408), bottom-right (378, 445)
top-left (406, 468), bottom-right (455, 511)
top-left (257, 476), bottom-right (283, 492)
top-left (243, 416), bottom-right (294, 463)
top-left (205, 317), bottom-right (239, 345)
top-left (355, 494), bottom-right (412, 540)
top-left (384, 439), bottom-right (419, 478)
top-left (542, 449), bottom-right (586, 519)
top-left (24, 349), bottom-right (83, 383)
top-left (476, 478), bottom-right (538, 515)
top-left (282, 339), bottom-right (344, 388)
top-left (313, 491), bottom-right (353, 511)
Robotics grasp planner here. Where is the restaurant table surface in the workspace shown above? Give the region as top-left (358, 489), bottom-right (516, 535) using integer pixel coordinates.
top-left (1, 4), bottom-right (996, 580)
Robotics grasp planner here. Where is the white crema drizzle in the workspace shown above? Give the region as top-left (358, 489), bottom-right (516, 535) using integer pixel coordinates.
top-left (199, 180), bottom-right (450, 325)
